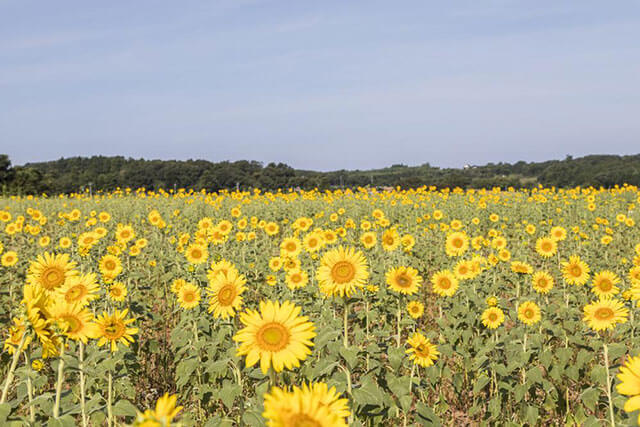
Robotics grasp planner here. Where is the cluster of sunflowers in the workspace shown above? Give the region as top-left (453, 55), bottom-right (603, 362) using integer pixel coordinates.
top-left (1, 184), bottom-right (640, 425)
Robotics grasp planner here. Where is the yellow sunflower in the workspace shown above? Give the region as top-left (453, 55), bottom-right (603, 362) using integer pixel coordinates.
top-left (177, 282), bottom-right (201, 310)
top-left (453, 260), bottom-right (474, 280)
top-left (108, 282), bottom-right (128, 302)
top-left (481, 307), bottom-right (505, 329)
top-left (386, 266), bottom-right (422, 296)
top-left (616, 355), bottom-right (640, 424)
top-left (280, 237), bottom-right (302, 257)
top-left (26, 252), bottom-right (77, 293)
top-left (431, 270), bottom-right (459, 297)
top-left (583, 298), bottom-right (628, 332)
top-left (99, 254), bottom-right (123, 282)
top-left (561, 255), bottom-right (590, 285)
top-left (535, 237), bottom-right (557, 258)
top-left (207, 270), bottom-right (246, 319)
top-left (406, 332), bottom-right (439, 367)
top-left (185, 244), bottom-right (208, 265)
top-left (381, 229), bottom-right (400, 251)
top-left (285, 269), bottom-right (309, 291)
top-left (134, 393), bottom-right (183, 426)
top-left (360, 231), bottom-right (377, 249)
top-left (233, 300), bottom-right (316, 374)
top-left (49, 300), bottom-right (100, 343)
top-left (316, 246), bottom-right (369, 298)
top-left (303, 232), bottom-right (324, 253)
top-left (4, 317), bottom-right (32, 354)
top-left (407, 301), bottom-right (424, 319)
top-left (550, 226), bottom-right (567, 241)
top-left (445, 231), bottom-right (469, 256)
top-left (531, 271), bottom-right (554, 294)
top-left (262, 382), bottom-right (350, 427)
top-left (56, 272), bottom-right (100, 306)
top-left (95, 309), bottom-right (138, 352)
top-left (591, 270), bottom-right (621, 298)
top-left (517, 301), bottom-right (541, 326)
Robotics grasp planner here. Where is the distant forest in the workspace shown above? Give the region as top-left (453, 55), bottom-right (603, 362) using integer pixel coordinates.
top-left (2, 153), bottom-right (640, 195)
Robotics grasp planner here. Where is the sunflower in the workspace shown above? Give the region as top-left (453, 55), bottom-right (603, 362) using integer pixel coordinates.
top-left (207, 270), bottom-right (246, 319)
top-left (265, 222), bottom-right (280, 236)
top-left (177, 282), bottom-right (201, 310)
top-left (115, 224), bottom-right (136, 243)
top-left (583, 298), bottom-right (628, 332)
top-left (517, 301), bottom-right (541, 326)
top-left (303, 232), bottom-right (324, 253)
top-left (511, 261), bottom-right (533, 275)
top-left (385, 266), bottom-right (422, 296)
top-left (316, 246), bottom-right (369, 298)
top-left (95, 309), bottom-right (138, 352)
top-left (360, 231), bottom-right (377, 249)
top-left (285, 269), bottom-right (309, 290)
top-left (108, 282), bottom-right (128, 302)
top-left (207, 259), bottom-right (239, 282)
top-left (26, 252), bottom-right (77, 293)
top-left (481, 307), bottom-right (505, 329)
top-left (431, 270), bottom-right (459, 297)
top-left (134, 393), bottom-right (183, 426)
top-left (381, 229), bottom-right (400, 251)
top-left (185, 244), bottom-right (208, 265)
top-left (445, 231), bottom-right (469, 256)
top-left (99, 254), bottom-right (123, 282)
top-left (453, 260), bottom-right (474, 280)
top-left (406, 332), bottom-right (439, 367)
top-left (407, 301), bottom-right (424, 319)
top-left (486, 296), bottom-right (498, 307)
top-left (629, 266), bottom-right (640, 286)
top-left (561, 255), bottom-right (590, 286)
top-left (268, 257), bottom-right (283, 272)
top-left (1, 250), bottom-right (18, 267)
top-left (56, 272), bottom-right (100, 306)
top-left (4, 317), bottom-right (32, 354)
top-left (591, 270), bottom-right (621, 298)
top-left (550, 226), bottom-right (567, 241)
top-left (49, 301), bottom-right (100, 343)
top-left (535, 237), bottom-right (557, 258)
top-left (280, 237), bottom-right (302, 257)
top-left (616, 355), bottom-right (640, 424)
top-left (531, 271), bottom-right (554, 294)
top-left (233, 300), bottom-right (316, 374)
top-left (262, 382), bottom-right (350, 427)
top-left (171, 278), bottom-right (187, 294)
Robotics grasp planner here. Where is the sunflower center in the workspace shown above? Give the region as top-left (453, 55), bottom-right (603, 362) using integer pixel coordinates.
top-left (60, 314), bottom-right (81, 333)
top-left (488, 313), bottom-right (498, 322)
top-left (105, 260), bottom-right (116, 270)
top-left (396, 274), bottom-right (411, 288)
top-left (595, 307), bottom-right (614, 320)
top-left (183, 291), bottom-right (196, 303)
top-left (570, 265), bottom-right (582, 277)
top-left (286, 242), bottom-right (297, 252)
top-left (191, 249), bottom-right (202, 259)
top-left (257, 322), bottom-right (290, 351)
top-left (111, 288), bottom-right (122, 297)
top-left (542, 242), bottom-right (552, 251)
top-left (453, 238), bottom-right (463, 248)
top-left (103, 320), bottom-right (126, 339)
top-left (598, 280), bottom-right (612, 291)
top-left (65, 285), bottom-right (86, 302)
top-left (384, 236), bottom-right (394, 245)
top-left (524, 309), bottom-right (534, 319)
top-left (537, 278), bottom-right (547, 287)
top-left (331, 261), bottom-right (356, 284)
top-left (40, 267), bottom-right (64, 289)
top-left (415, 344), bottom-right (431, 358)
top-left (439, 278), bottom-right (451, 289)
top-left (218, 284), bottom-right (237, 306)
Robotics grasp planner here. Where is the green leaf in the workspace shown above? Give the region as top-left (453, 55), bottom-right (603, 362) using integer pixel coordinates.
top-left (388, 347), bottom-right (405, 371)
top-left (339, 346), bottom-right (359, 370)
top-left (580, 387), bottom-right (600, 411)
top-left (473, 374), bottom-right (491, 394)
top-left (0, 403), bottom-right (10, 422)
top-left (416, 402), bottom-right (441, 426)
top-left (112, 399), bottom-right (139, 417)
top-left (352, 376), bottom-right (382, 408)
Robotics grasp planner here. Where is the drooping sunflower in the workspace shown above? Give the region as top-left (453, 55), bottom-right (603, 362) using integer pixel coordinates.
top-left (517, 301), bottom-right (541, 326)
top-left (177, 282), bottom-right (201, 310)
top-left (591, 270), bottom-right (621, 298)
top-left (95, 309), bottom-right (138, 352)
top-left (49, 300), bottom-right (100, 343)
top-left (56, 272), bottom-right (100, 306)
top-left (531, 271), bottom-right (554, 294)
top-left (511, 261), bottom-right (533, 275)
top-left (616, 355), bottom-right (640, 424)
top-left (535, 237), bottom-right (557, 258)
top-left (316, 246), bottom-right (369, 298)
top-left (386, 266), bottom-right (422, 296)
top-left (407, 301), bottom-right (424, 319)
top-left (184, 244), bottom-right (209, 265)
top-left (108, 282), bottom-right (128, 302)
top-left (445, 231), bottom-right (469, 256)
top-left (561, 255), bottom-right (590, 286)
top-left (431, 270), bottom-right (459, 297)
top-left (481, 307), bottom-right (505, 329)
top-left (134, 393), bottom-right (183, 426)
top-left (207, 270), bottom-right (246, 319)
top-left (3, 317), bottom-right (32, 354)
top-left (262, 382), bottom-right (350, 427)
top-left (234, 300), bottom-right (316, 374)
top-left (406, 332), bottom-right (439, 367)
top-left (285, 269), bottom-right (309, 290)
top-left (26, 252), bottom-right (77, 293)
top-left (583, 298), bottom-right (628, 332)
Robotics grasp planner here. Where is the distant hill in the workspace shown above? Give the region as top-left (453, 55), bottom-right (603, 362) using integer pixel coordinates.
top-left (1, 153), bottom-right (640, 194)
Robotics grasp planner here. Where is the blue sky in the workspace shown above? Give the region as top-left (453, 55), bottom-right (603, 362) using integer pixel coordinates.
top-left (1, 1), bottom-right (639, 170)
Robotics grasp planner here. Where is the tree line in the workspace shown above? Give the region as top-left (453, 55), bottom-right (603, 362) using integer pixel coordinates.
top-left (1, 153), bottom-right (640, 195)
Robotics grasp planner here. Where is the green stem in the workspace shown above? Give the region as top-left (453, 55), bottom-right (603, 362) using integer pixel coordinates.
top-left (24, 351), bottom-right (35, 423)
top-left (0, 332), bottom-right (27, 404)
top-left (396, 302), bottom-right (402, 348)
top-left (603, 343), bottom-right (616, 427)
top-left (53, 339), bottom-right (66, 418)
top-left (79, 342), bottom-right (88, 427)
top-left (107, 369), bottom-right (113, 427)
top-left (343, 301), bottom-right (349, 348)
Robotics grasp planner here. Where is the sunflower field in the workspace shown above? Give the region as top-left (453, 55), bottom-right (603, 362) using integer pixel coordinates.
top-left (1, 185), bottom-right (640, 426)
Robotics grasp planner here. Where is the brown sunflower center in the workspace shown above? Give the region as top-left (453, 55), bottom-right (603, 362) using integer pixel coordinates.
top-left (41, 267), bottom-right (64, 289)
top-left (103, 320), bottom-right (126, 339)
top-left (256, 322), bottom-right (290, 351)
top-left (65, 285), bottom-right (86, 302)
top-left (595, 307), bottom-right (614, 320)
top-left (438, 278), bottom-right (451, 289)
top-left (597, 280), bottom-right (612, 291)
top-left (570, 265), bottom-right (582, 277)
top-left (60, 314), bottom-right (81, 333)
top-left (217, 284), bottom-right (237, 306)
top-left (331, 261), bottom-right (355, 284)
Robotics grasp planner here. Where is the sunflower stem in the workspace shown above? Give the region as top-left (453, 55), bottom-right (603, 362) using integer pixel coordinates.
top-left (343, 301), bottom-right (349, 348)
top-left (107, 369), bottom-right (113, 427)
top-left (0, 332), bottom-right (26, 404)
top-left (396, 302), bottom-right (402, 348)
top-left (79, 342), bottom-right (88, 427)
top-left (53, 339), bottom-right (66, 418)
top-left (24, 351), bottom-right (35, 423)
top-left (603, 342), bottom-right (616, 427)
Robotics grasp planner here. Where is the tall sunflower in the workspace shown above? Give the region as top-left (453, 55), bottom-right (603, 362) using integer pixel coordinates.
top-left (430, 270), bottom-right (459, 297)
top-left (49, 300), bottom-right (100, 343)
top-left (262, 382), bottom-right (350, 427)
top-left (535, 237), bottom-right (557, 258)
top-left (590, 270), bottom-right (621, 298)
top-left (56, 272), bottom-right (100, 306)
top-left (517, 301), bottom-right (541, 326)
top-left (233, 300), bottom-right (316, 374)
top-left (386, 266), bottom-right (422, 296)
top-left (27, 252), bottom-right (77, 293)
top-left (583, 298), bottom-right (628, 332)
top-left (207, 270), bottom-right (246, 319)
top-left (561, 255), bottom-right (590, 286)
top-left (184, 244), bottom-right (208, 265)
top-left (316, 246), bottom-right (369, 298)
top-left (481, 307), bottom-right (505, 329)
top-left (531, 271), bottom-right (554, 294)
top-left (406, 332), bottom-right (439, 367)
top-left (95, 309), bottom-right (138, 352)
top-left (99, 254), bottom-right (123, 282)
top-left (177, 282), bottom-right (201, 310)
top-left (616, 355), bottom-right (640, 424)
top-left (445, 231), bottom-right (469, 256)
